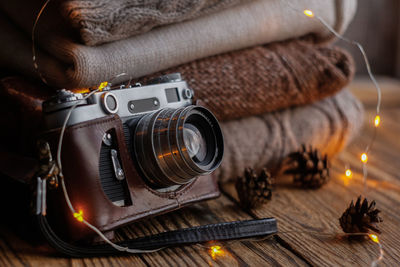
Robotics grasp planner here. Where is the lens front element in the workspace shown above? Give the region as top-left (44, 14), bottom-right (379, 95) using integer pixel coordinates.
top-left (134, 106), bottom-right (224, 187)
top-left (183, 124), bottom-right (205, 160)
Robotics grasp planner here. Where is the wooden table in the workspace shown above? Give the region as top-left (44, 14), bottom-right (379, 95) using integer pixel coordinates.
top-left (1, 78), bottom-right (399, 266)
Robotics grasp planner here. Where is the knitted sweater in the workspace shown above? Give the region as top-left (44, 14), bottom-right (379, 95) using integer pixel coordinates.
top-left (214, 89), bottom-right (363, 182)
top-left (139, 38), bottom-right (355, 121)
top-left (0, 0), bottom-right (357, 88)
top-left (62, 0), bottom-right (251, 45)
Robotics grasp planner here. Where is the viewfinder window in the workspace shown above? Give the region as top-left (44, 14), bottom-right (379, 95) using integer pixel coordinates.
top-left (165, 88), bottom-right (180, 103)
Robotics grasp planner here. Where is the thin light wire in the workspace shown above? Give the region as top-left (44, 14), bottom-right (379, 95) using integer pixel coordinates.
top-left (31, 0), bottom-right (158, 250)
top-left (32, 0), bottom-right (51, 85)
top-left (280, 4), bottom-right (385, 266)
top-left (38, 0), bottom-right (385, 260)
top-left (197, 230), bottom-right (383, 266)
top-left (313, 14), bottom-right (381, 192)
top-left (278, 231), bottom-right (384, 266)
top-left (305, 11), bottom-right (384, 267)
top-left (283, 1), bottom-right (383, 191)
top-left (109, 72), bottom-right (129, 85)
top-left (56, 85), bottom-right (164, 253)
top-left (313, 16), bottom-right (382, 114)
top-left (371, 242), bottom-right (384, 267)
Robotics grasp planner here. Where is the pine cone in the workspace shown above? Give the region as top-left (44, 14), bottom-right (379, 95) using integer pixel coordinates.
top-left (235, 168), bottom-right (274, 209)
top-left (284, 144), bottom-right (329, 189)
top-left (339, 196), bottom-right (382, 234)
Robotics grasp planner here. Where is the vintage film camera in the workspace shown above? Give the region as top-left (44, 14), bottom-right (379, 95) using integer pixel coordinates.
top-left (41, 73), bottom-right (224, 240)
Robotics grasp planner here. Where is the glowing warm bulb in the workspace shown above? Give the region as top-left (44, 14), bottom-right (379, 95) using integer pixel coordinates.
top-left (209, 245), bottom-right (225, 260)
top-left (369, 234), bottom-right (380, 243)
top-left (361, 153), bottom-right (368, 163)
top-left (98, 81), bottom-right (108, 90)
top-left (73, 210), bottom-right (84, 222)
top-left (73, 88), bottom-right (90, 94)
top-left (374, 115), bottom-right (381, 127)
top-left (345, 169), bottom-right (352, 178)
top-left (303, 10), bottom-right (314, 17)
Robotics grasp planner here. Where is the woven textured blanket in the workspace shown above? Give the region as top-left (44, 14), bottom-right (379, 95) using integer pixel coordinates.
top-left (62, 0), bottom-right (250, 45)
top-left (214, 89), bottom-right (364, 182)
top-left (0, 0), bottom-right (357, 88)
top-left (139, 38), bottom-right (355, 121)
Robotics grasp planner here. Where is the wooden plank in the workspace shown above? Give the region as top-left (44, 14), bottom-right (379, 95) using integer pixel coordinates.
top-left (221, 96), bottom-right (400, 266)
top-left (114, 195), bottom-right (307, 267)
top-left (0, 194), bottom-right (307, 266)
top-left (0, 77), bottom-right (399, 266)
top-left (221, 164), bottom-right (400, 266)
top-left (0, 235), bottom-right (26, 267)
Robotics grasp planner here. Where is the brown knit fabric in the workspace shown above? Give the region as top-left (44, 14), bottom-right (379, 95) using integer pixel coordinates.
top-left (139, 39), bottom-right (355, 121)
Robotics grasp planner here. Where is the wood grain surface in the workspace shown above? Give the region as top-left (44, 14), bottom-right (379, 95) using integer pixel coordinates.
top-left (0, 78), bottom-right (399, 266)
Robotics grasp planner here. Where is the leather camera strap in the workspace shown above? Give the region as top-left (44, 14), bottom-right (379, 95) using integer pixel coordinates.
top-left (37, 214), bottom-right (277, 257)
top-left (0, 151), bottom-right (278, 257)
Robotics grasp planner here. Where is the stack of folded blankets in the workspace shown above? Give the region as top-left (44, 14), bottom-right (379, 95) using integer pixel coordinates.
top-left (0, 0), bottom-right (362, 182)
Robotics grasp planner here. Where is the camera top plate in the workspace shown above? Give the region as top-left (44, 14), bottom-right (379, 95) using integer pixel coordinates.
top-left (43, 74), bottom-right (194, 129)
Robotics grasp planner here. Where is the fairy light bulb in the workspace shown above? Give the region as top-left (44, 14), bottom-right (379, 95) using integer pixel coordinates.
top-left (361, 153), bottom-right (368, 163)
top-left (98, 81), bottom-right (108, 91)
top-left (303, 10), bottom-right (314, 17)
top-left (369, 234), bottom-right (380, 244)
top-left (374, 115), bottom-right (381, 127)
top-left (345, 169), bottom-right (353, 178)
top-left (209, 245), bottom-right (225, 260)
top-left (73, 210), bottom-right (84, 222)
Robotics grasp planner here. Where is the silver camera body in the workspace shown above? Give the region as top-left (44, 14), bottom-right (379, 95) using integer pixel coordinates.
top-left (42, 73), bottom-right (224, 205)
top-left (43, 73), bottom-right (194, 129)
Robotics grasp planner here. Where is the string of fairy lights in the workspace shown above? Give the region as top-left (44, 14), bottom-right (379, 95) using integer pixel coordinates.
top-left (281, 5), bottom-right (384, 266)
top-left (32, 0), bottom-right (385, 265)
top-left (303, 9), bottom-right (383, 190)
top-left (196, 5), bottom-right (386, 266)
top-left (302, 7), bottom-right (383, 189)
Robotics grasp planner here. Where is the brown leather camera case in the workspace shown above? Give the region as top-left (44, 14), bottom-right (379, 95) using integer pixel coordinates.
top-left (44, 115), bottom-right (220, 241)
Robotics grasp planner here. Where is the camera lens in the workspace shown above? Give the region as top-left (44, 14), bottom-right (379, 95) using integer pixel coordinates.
top-left (134, 106), bottom-right (223, 187)
top-left (183, 124), bottom-right (204, 159)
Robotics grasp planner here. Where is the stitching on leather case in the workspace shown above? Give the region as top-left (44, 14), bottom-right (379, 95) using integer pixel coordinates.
top-left (177, 191), bottom-right (217, 203)
top-left (105, 203), bottom-right (176, 226)
top-left (105, 189), bottom-right (219, 227)
top-left (63, 116), bottom-right (117, 132)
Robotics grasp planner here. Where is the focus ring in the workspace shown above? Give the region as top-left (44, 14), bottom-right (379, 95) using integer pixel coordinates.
top-left (133, 105), bottom-right (224, 188)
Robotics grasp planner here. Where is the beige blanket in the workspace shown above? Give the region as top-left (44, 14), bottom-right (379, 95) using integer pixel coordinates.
top-left (0, 0), bottom-right (357, 88)
top-left (214, 89), bottom-right (363, 182)
top-left (62, 0), bottom-right (251, 46)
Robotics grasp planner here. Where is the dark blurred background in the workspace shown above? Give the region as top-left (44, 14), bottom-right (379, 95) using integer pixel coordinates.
top-left (340, 0), bottom-right (400, 77)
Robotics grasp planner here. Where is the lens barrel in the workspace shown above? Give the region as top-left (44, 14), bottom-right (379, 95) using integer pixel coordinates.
top-left (134, 105), bottom-right (224, 187)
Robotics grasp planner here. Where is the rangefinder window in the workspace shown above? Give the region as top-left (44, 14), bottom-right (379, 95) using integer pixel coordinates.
top-left (165, 87), bottom-right (180, 103)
